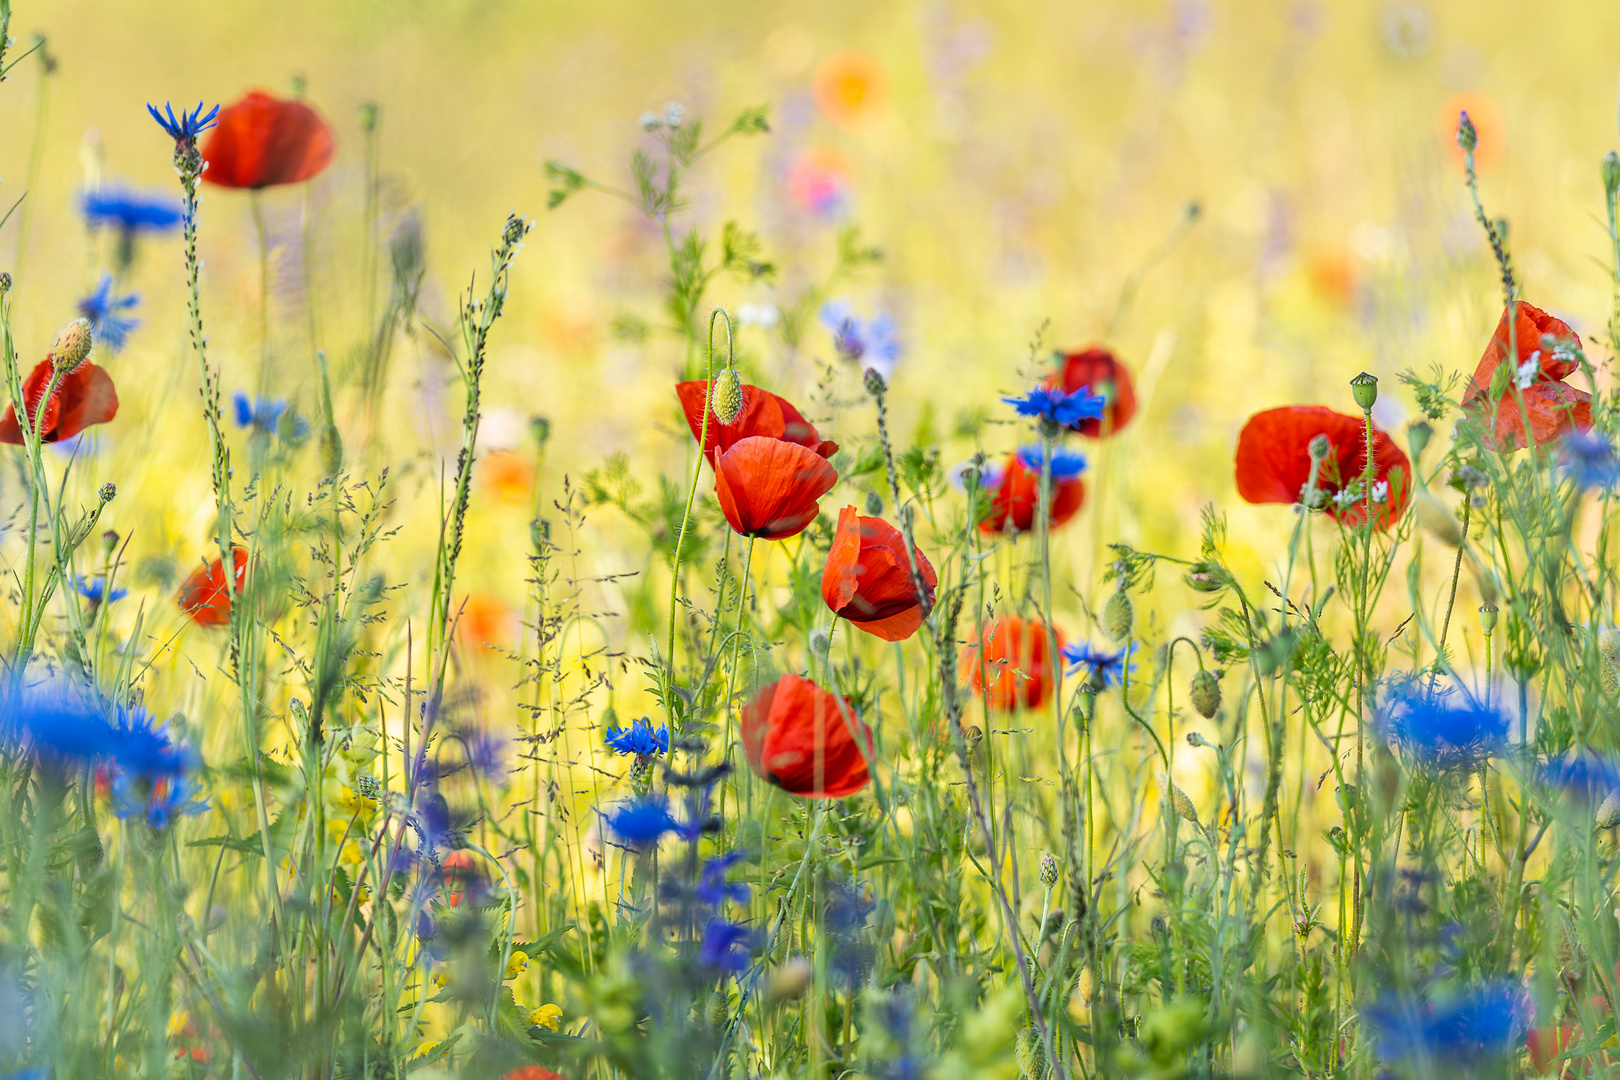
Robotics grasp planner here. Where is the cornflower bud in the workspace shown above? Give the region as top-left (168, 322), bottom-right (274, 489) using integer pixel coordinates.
top-left (502, 214), bottom-right (527, 246)
top-left (711, 367), bottom-right (743, 425)
top-left (530, 415), bottom-right (551, 447)
top-left (0, 272), bottom-right (11, 294)
top-left (51, 317), bottom-right (93, 372)
top-left (1039, 852), bottom-right (1059, 888)
top-left (1456, 110), bottom-right (1477, 153)
top-left (1605, 151), bottom-right (1620, 198)
top-left (1189, 668), bottom-right (1221, 719)
top-left (864, 491), bottom-right (883, 516)
top-left (98, 482), bottom-right (116, 504)
top-left (864, 367), bottom-right (886, 397)
top-left (1102, 590), bottom-right (1133, 642)
top-left (1350, 371), bottom-right (1378, 412)
top-left (1185, 731), bottom-right (1209, 748)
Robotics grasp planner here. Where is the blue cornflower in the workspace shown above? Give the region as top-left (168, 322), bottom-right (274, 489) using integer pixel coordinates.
top-left (1361, 981), bottom-right (1527, 1064)
top-left (1562, 430), bottom-right (1620, 491)
top-left (233, 392), bottom-right (287, 431)
top-left (1380, 685), bottom-right (1506, 768)
top-left (74, 575), bottom-right (129, 605)
top-left (1016, 443), bottom-right (1089, 478)
top-left (147, 101), bottom-right (220, 144)
top-left (698, 918), bottom-right (753, 972)
top-left (820, 300), bottom-right (901, 381)
top-left (6, 694), bottom-right (174, 775)
top-left (602, 797), bottom-right (678, 846)
top-left (604, 716), bottom-right (669, 756)
top-left (1003, 384), bottom-right (1107, 428)
top-left (1062, 640), bottom-right (1129, 689)
top-left (1538, 754), bottom-right (1620, 796)
top-left (112, 757), bottom-right (207, 829)
top-left (77, 275), bottom-right (140, 354)
top-left (82, 187), bottom-right (183, 233)
top-left (696, 851), bottom-right (750, 907)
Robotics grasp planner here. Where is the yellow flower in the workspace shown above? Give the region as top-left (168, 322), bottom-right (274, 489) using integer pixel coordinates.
top-left (412, 1040), bottom-right (440, 1060)
top-left (504, 949), bottom-right (530, 980)
top-left (529, 1003), bottom-right (562, 1030)
top-left (339, 839), bottom-right (365, 866)
top-left (166, 1009), bottom-right (191, 1039)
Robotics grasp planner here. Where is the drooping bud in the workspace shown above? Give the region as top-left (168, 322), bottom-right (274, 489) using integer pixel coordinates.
top-left (1407, 420), bottom-right (1433, 462)
top-left (704, 990), bottom-right (729, 1033)
top-left (1456, 111), bottom-right (1477, 153)
top-left (1102, 590), bottom-right (1133, 642)
top-left (711, 367), bottom-right (743, 425)
top-left (1307, 433), bottom-right (1331, 462)
top-left (1039, 852), bottom-right (1059, 888)
top-left (1014, 1027), bottom-right (1047, 1080)
top-left (51, 317), bottom-right (93, 372)
top-left (1478, 603), bottom-right (1499, 633)
top-left (530, 415), bottom-right (551, 448)
top-left (1350, 371), bottom-right (1378, 412)
top-left (1189, 668), bottom-right (1221, 719)
top-left (1605, 151), bottom-right (1620, 198)
top-left (1597, 789), bottom-right (1620, 829)
top-left (864, 491), bottom-right (883, 516)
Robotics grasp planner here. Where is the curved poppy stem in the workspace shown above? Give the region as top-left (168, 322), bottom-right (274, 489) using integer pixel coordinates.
top-left (250, 190), bottom-right (272, 404)
top-left (719, 534), bottom-right (756, 765)
top-left (664, 308), bottom-right (730, 731)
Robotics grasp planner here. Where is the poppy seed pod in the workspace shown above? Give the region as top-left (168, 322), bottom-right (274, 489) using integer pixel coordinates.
top-left (1407, 420), bottom-right (1433, 461)
top-left (1350, 371), bottom-right (1378, 411)
top-left (1597, 789), bottom-right (1620, 829)
top-left (51, 318), bottom-right (94, 373)
top-left (1190, 668), bottom-right (1221, 719)
top-left (1478, 603), bottom-right (1499, 633)
top-left (711, 367), bottom-right (743, 425)
top-left (1102, 590), bottom-right (1133, 642)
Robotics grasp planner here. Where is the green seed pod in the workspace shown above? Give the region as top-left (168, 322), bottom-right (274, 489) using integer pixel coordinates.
top-left (1599, 789), bottom-right (1620, 829)
top-left (705, 990), bottom-right (729, 1033)
top-left (1350, 371), bottom-right (1378, 412)
top-left (1603, 658), bottom-right (1620, 699)
top-left (711, 367), bottom-right (743, 425)
top-left (52, 318), bottom-right (93, 373)
top-left (1478, 603), bottom-right (1499, 633)
top-left (1189, 668), bottom-right (1220, 719)
top-left (1102, 591), bottom-right (1133, 642)
top-left (1014, 1026), bottom-right (1047, 1080)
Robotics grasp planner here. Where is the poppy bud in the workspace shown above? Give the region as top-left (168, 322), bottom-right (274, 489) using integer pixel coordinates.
top-left (1350, 371), bottom-right (1378, 412)
top-left (1307, 434), bottom-right (1331, 461)
top-left (1039, 852), bottom-right (1059, 888)
top-left (1015, 1027), bottom-right (1046, 1080)
top-left (1407, 420), bottom-right (1432, 461)
top-left (1597, 789), bottom-right (1620, 829)
top-left (1102, 590), bottom-right (1133, 642)
top-left (1190, 668), bottom-right (1220, 718)
top-left (1478, 603), bottom-right (1499, 633)
top-left (1606, 152), bottom-right (1620, 198)
top-left (1169, 782), bottom-right (1198, 825)
top-left (98, 482), bottom-right (116, 504)
top-left (1602, 658), bottom-right (1619, 699)
top-left (711, 367), bottom-right (743, 425)
top-left (864, 491), bottom-right (883, 516)
top-left (1456, 111), bottom-right (1477, 153)
top-left (809, 628), bottom-right (831, 656)
top-left (704, 990), bottom-right (729, 1033)
top-left (530, 415), bottom-right (551, 447)
top-left (51, 317), bottom-right (93, 372)
top-left (1186, 731), bottom-right (1209, 748)
top-left (358, 101), bottom-right (379, 134)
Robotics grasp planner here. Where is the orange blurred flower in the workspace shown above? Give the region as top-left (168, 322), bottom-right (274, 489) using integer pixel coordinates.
top-left (458, 592), bottom-right (517, 649)
top-left (482, 450), bottom-right (534, 505)
top-left (814, 51), bottom-right (886, 127)
top-left (786, 147), bottom-right (851, 215)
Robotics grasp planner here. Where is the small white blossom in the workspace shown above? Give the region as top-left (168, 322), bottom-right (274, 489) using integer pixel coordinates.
top-left (664, 102), bottom-right (685, 128)
top-left (638, 112), bottom-right (662, 131)
top-left (1514, 353), bottom-right (1540, 390)
top-left (737, 302), bottom-right (779, 329)
top-left (1371, 480), bottom-right (1389, 504)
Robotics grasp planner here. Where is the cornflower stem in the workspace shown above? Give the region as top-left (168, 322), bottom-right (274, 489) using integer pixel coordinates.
top-left (1436, 497), bottom-right (1473, 666)
top-left (868, 374), bottom-right (1070, 1080)
top-left (664, 309), bottom-right (729, 732)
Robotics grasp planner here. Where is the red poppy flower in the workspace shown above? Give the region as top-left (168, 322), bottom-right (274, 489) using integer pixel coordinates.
top-left (1234, 406), bottom-right (1410, 529)
top-left (962, 615), bottom-right (1065, 712)
top-left (714, 437), bottom-right (838, 540)
top-left (978, 453), bottom-right (1086, 535)
top-left (1460, 301), bottom-right (1592, 451)
top-left (676, 380), bottom-right (838, 460)
top-left (0, 359), bottom-right (119, 444)
top-left (1527, 1024), bottom-right (1580, 1077)
top-left (175, 547), bottom-right (249, 626)
top-left (821, 506), bottom-right (937, 641)
top-left (201, 91), bottom-right (334, 189)
top-left (439, 850), bottom-right (487, 908)
top-left (503, 1068), bottom-right (565, 1080)
top-left (1045, 347), bottom-right (1137, 437)
top-left (740, 674), bottom-right (871, 798)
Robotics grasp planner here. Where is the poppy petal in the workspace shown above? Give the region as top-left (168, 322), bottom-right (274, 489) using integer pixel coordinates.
top-left (53, 365), bottom-right (119, 441)
top-left (675, 381), bottom-right (837, 459)
top-left (714, 437), bottom-right (838, 540)
top-left (202, 91), bottom-right (334, 189)
top-left (741, 674), bottom-right (871, 798)
top-left (1463, 301), bottom-right (1580, 401)
top-left (821, 506), bottom-right (863, 611)
top-left (1049, 346), bottom-right (1137, 438)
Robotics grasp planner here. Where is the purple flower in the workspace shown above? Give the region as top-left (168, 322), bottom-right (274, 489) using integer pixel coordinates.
top-left (1379, 684), bottom-right (1506, 768)
top-left (696, 851), bottom-right (750, 907)
top-left (82, 187), bottom-right (183, 233)
top-left (698, 918), bottom-right (753, 972)
top-left (1563, 430), bottom-right (1620, 491)
top-left (147, 101), bottom-right (219, 144)
top-left (820, 300), bottom-right (901, 381)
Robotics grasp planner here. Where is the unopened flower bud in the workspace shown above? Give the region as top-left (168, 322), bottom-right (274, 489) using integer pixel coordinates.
top-left (1478, 603), bottom-right (1499, 633)
top-left (864, 491), bottom-right (883, 516)
top-left (1102, 590), bottom-right (1133, 642)
top-left (765, 957), bottom-right (813, 1002)
top-left (100, 529), bottom-right (119, 554)
top-left (1605, 152), bottom-right (1620, 198)
top-left (1039, 852), bottom-right (1059, 888)
top-left (1456, 111), bottom-right (1477, 153)
top-left (1169, 782), bottom-right (1198, 826)
top-left (530, 415), bottom-right (551, 447)
top-left (1493, 218), bottom-right (1509, 244)
top-left (358, 102), bottom-right (380, 133)
top-left (809, 628), bottom-right (831, 656)
top-left (1189, 668), bottom-right (1221, 719)
top-left (97, 482), bottom-right (116, 504)
top-left (1407, 420), bottom-right (1432, 461)
top-left (0, 272), bottom-right (11, 295)
top-left (1015, 1027), bottom-right (1047, 1080)
top-left (1185, 731), bottom-right (1209, 748)
top-left (711, 367), bottom-right (743, 425)
top-left (1350, 371), bottom-right (1378, 412)
top-left (863, 367), bottom-right (886, 397)
top-left (1598, 789), bottom-right (1620, 829)
top-left (704, 990), bottom-right (729, 1032)
top-left (51, 318), bottom-right (93, 372)
top-left (1308, 433), bottom-right (1332, 461)
top-left (502, 215), bottom-right (527, 247)
top-left (319, 423), bottom-right (343, 477)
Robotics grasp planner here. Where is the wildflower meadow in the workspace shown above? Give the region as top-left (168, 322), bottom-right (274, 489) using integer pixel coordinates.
top-left (7, 1), bottom-right (1620, 1077)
